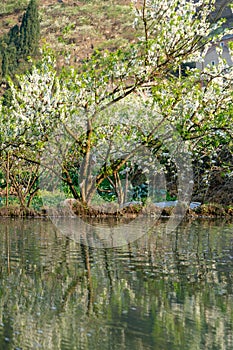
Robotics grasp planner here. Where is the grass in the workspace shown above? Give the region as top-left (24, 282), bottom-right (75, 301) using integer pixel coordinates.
top-left (0, 0), bottom-right (27, 16)
top-left (0, 0), bottom-right (133, 64)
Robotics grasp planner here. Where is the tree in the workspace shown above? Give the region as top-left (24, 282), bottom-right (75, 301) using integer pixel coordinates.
top-left (1, 0), bottom-right (233, 209)
top-left (20, 0), bottom-right (40, 58)
top-left (0, 151), bottom-right (41, 208)
top-left (0, 0), bottom-right (40, 78)
top-left (1, 50), bottom-right (9, 77)
top-left (0, 53), bottom-right (60, 207)
top-left (8, 24), bottom-right (20, 49)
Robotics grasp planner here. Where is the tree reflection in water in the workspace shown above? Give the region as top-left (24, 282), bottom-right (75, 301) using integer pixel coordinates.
top-left (0, 218), bottom-right (232, 350)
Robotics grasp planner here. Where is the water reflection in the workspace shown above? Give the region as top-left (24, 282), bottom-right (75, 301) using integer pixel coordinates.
top-left (0, 218), bottom-right (232, 349)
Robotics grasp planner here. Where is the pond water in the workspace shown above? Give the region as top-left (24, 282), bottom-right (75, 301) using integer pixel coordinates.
top-left (0, 218), bottom-right (232, 350)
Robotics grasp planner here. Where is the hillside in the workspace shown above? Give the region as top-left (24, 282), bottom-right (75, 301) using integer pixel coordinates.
top-left (0, 0), bottom-right (232, 67)
top-left (0, 0), bottom-right (133, 66)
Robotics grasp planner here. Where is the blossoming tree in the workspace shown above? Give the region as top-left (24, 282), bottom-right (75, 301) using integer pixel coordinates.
top-left (1, 0), bottom-right (233, 208)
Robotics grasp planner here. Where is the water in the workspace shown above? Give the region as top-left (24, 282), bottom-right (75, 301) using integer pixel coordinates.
top-left (0, 218), bottom-right (232, 350)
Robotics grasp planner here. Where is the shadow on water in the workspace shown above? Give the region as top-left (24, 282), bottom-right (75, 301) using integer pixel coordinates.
top-left (0, 217), bottom-right (232, 349)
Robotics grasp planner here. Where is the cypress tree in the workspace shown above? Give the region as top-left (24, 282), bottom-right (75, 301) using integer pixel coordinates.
top-left (20, 0), bottom-right (40, 58)
top-left (2, 51), bottom-right (9, 77)
top-left (1, 45), bottom-right (19, 78)
top-left (8, 24), bottom-right (20, 49)
top-left (0, 0), bottom-right (40, 78)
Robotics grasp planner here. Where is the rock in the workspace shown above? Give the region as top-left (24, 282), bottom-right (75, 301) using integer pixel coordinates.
top-left (63, 198), bottom-right (77, 208)
top-left (120, 201), bottom-right (142, 209)
top-left (189, 202), bottom-right (201, 209)
top-left (153, 201), bottom-right (201, 209)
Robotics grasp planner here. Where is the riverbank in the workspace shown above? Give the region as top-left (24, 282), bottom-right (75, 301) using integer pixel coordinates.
top-left (0, 201), bottom-right (232, 219)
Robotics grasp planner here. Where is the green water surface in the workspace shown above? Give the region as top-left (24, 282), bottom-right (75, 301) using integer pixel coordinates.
top-left (0, 218), bottom-right (232, 349)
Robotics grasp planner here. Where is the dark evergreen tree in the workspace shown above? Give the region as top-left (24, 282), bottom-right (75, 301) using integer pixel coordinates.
top-left (20, 0), bottom-right (40, 58)
top-left (2, 51), bottom-right (9, 77)
top-left (8, 24), bottom-right (20, 49)
top-left (6, 44), bottom-right (18, 72)
top-left (0, 0), bottom-right (40, 78)
top-left (2, 83), bottom-right (13, 107)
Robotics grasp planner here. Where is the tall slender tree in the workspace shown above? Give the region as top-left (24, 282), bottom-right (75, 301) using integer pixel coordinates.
top-left (0, 0), bottom-right (40, 77)
top-left (8, 24), bottom-right (20, 49)
top-left (19, 0), bottom-right (40, 58)
top-left (1, 51), bottom-right (9, 77)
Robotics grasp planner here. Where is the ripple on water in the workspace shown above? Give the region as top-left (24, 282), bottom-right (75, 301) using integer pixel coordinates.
top-left (0, 219), bottom-right (232, 350)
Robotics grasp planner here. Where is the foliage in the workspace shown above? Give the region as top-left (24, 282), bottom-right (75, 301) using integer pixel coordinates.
top-left (20, 0), bottom-right (40, 58)
top-left (0, 0), bottom-right (233, 208)
top-left (0, 0), bottom-right (40, 79)
top-left (31, 189), bottom-right (66, 210)
top-left (0, 0), bottom-right (28, 16)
